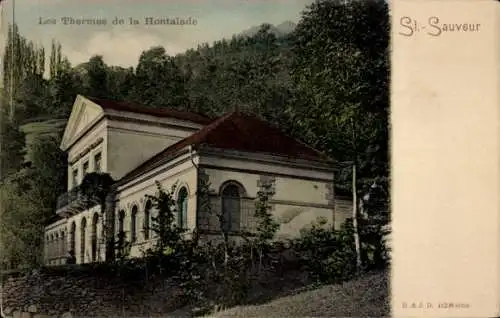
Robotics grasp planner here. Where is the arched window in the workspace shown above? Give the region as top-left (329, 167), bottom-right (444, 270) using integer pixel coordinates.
top-left (177, 187), bottom-right (188, 229)
top-left (144, 200), bottom-right (152, 240)
top-left (131, 205), bottom-right (138, 242)
top-left (80, 217), bottom-right (87, 263)
top-left (61, 231), bottom-right (66, 258)
top-left (118, 209), bottom-right (126, 249)
top-left (118, 210), bottom-right (125, 235)
top-left (91, 213), bottom-right (99, 262)
top-left (54, 233), bottom-right (59, 260)
top-left (70, 222), bottom-right (76, 254)
top-left (221, 183), bottom-right (243, 232)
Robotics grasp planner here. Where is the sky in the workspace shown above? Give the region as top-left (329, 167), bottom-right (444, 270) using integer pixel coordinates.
top-left (1, 0), bottom-right (314, 68)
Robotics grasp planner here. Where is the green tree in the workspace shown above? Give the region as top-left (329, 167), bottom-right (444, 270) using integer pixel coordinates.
top-left (27, 134), bottom-right (67, 212)
top-left (49, 40), bottom-right (62, 79)
top-left (0, 176), bottom-right (44, 268)
top-left (86, 55), bottom-right (109, 98)
top-left (107, 66), bottom-right (135, 100)
top-left (253, 179), bottom-right (279, 271)
top-left (130, 47), bottom-right (189, 109)
top-left (48, 56), bottom-right (82, 118)
top-left (288, 0), bottom-right (389, 271)
top-left (146, 181), bottom-right (185, 256)
top-left (3, 23), bottom-right (48, 122)
top-left (0, 111), bottom-right (26, 181)
top-left (0, 133), bottom-right (67, 269)
top-left (177, 25), bottom-right (294, 122)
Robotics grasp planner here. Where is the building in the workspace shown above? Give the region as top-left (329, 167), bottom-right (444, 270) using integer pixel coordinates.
top-left (44, 95), bottom-right (352, 265)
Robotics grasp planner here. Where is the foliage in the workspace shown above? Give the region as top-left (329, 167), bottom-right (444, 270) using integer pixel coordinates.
top-left (196, 172), bottom-right (231, 264)
top-left (114, 231), bottom-right (131, 263)
top-left (80, 172), bottom-right (114, 207)
top-left (144, 181), bottom-right (186, 258)
top-left (3, 24), bottom-right (47, 121)
top-left (251, 180), bottom-right (279, 271)
top-left (288, 0), bottom-right (390, 270)
top-left (293, 217), bottom-right (357, 284)
top-left (130, 47), bottom-right (189, 110)
top-left (0, 113), bottom-right (26, 181)
top-left (26, 134), bottom-right (67, 211)
top-left (86, 55), bottom-right (109, 98)
top-left (254, 182), bottom-right (279, 243)
top-left (289, 0), bottom-right (389, 187)
top-left (0, 173), bottom-right (46, 269)
top-left (359, 178), bottom-right (391, 268)
top-left (175, 240), bottom-right (250, 310)
top-left (0, 134), bottom-right (67, 269)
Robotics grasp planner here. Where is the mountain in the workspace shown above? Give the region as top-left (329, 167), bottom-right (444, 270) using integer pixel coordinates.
top-left (275, 20), bottom-right (297, 34)
top-left (238, 20), bottom-right (297, 38)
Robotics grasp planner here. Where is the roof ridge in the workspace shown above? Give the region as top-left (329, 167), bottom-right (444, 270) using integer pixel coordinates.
top-left (198, 111), bottom-right (238, 135)
top-left (117, 110), bottom-right (331, 184)
top-left (83, 95), bottom-right (213, 123)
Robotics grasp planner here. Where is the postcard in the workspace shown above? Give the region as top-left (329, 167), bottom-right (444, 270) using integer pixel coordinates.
top-left (392, 0), bottom-right (499, 317)
top-left (1, 0), bottom-right (392, 317)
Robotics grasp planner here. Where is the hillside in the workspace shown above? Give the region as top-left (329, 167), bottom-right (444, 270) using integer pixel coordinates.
top-left (20, 118), bottom-right (66, 162)
top-left (210, 270), bottom-right (389, 317)
top-left (238, 21), bottom-right (297, 38)
top-left (0, 267), bottom-right (388, 318)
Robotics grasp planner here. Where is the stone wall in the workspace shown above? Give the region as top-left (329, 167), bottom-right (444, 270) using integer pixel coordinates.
top-left (0, 251), bottom-right (311, 318)
top-left (0, 266), bottom-right (184, 318)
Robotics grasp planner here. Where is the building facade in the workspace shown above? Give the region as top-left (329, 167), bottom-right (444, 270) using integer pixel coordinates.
top-left (44, 95), bottom-right (352, 265)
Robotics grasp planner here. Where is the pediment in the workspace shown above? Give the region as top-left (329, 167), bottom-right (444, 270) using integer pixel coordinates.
top-left (60, 95), bottom-right (105, 151)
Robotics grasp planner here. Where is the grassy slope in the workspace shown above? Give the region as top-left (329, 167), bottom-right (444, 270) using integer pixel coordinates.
top-left (207, 270), bottom-right (389, 318)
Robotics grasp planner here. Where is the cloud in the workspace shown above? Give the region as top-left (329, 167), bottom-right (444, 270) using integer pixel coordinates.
top-left (62, 28), bottom-right (187, 67)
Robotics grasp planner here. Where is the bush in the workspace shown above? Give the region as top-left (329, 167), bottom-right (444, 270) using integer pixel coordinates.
top-left (177, 240), bottom-right (250, 309)
top-left (292, 217), bottom-right (358, 284)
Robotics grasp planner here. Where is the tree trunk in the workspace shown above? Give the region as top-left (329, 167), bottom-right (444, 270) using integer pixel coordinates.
top-left (352, 163), bottom-right (362, 271)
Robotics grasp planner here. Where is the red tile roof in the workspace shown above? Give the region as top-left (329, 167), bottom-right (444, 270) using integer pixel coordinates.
top-left (86, 96), bottom-right (213, 125)
top-left (119, 111), bottom-right (332, 183)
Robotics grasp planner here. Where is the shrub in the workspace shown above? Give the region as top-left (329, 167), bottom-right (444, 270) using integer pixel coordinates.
top-left (293, 217), bottom-right (357, 284)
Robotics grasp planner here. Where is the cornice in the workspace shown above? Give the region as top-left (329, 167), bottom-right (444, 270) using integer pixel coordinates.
top-left (68, 137), bottom-right (104, 165)
top-left (197, 146), bottom-right (336, 173)
top-left (105, 113), bottom-right (202, 133)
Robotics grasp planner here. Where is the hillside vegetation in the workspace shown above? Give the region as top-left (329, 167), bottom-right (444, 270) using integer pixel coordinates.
top-left (1, 266), bottom-right (388, 318)
top-left (210, 270), bottom-right (389, 318)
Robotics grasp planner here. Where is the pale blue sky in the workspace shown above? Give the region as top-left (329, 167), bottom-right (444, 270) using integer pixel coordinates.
top-left (1, 0), bottom-right (313, 67)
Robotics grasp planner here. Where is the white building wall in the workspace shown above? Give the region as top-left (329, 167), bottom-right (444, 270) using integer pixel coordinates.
top-left (201, 154), bottom-right (336, 239)
top-left (114, 157), bottom-right (198, 258)
top-left (334, 198), bottom-right (353, 230)
top-left (106, 131), bottom-right (176, 181)
top-left (65, 205), bottom-right (104, 264)
top-left (44, 219), bottom-right (68, 265)
top-left (66, 120), bottom-right (108, 190)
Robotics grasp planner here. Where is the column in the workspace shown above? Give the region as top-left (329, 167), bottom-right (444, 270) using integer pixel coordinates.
top-left (68, 165), bottom-right (73, 190)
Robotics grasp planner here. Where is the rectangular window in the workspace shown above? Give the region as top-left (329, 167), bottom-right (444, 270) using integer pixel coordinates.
top-left (94, 152), bottom-right (102, 172)
top-left (83, 161), bottom-right (89, 177)
top-left (72, 168), bottom-right (79, 187)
